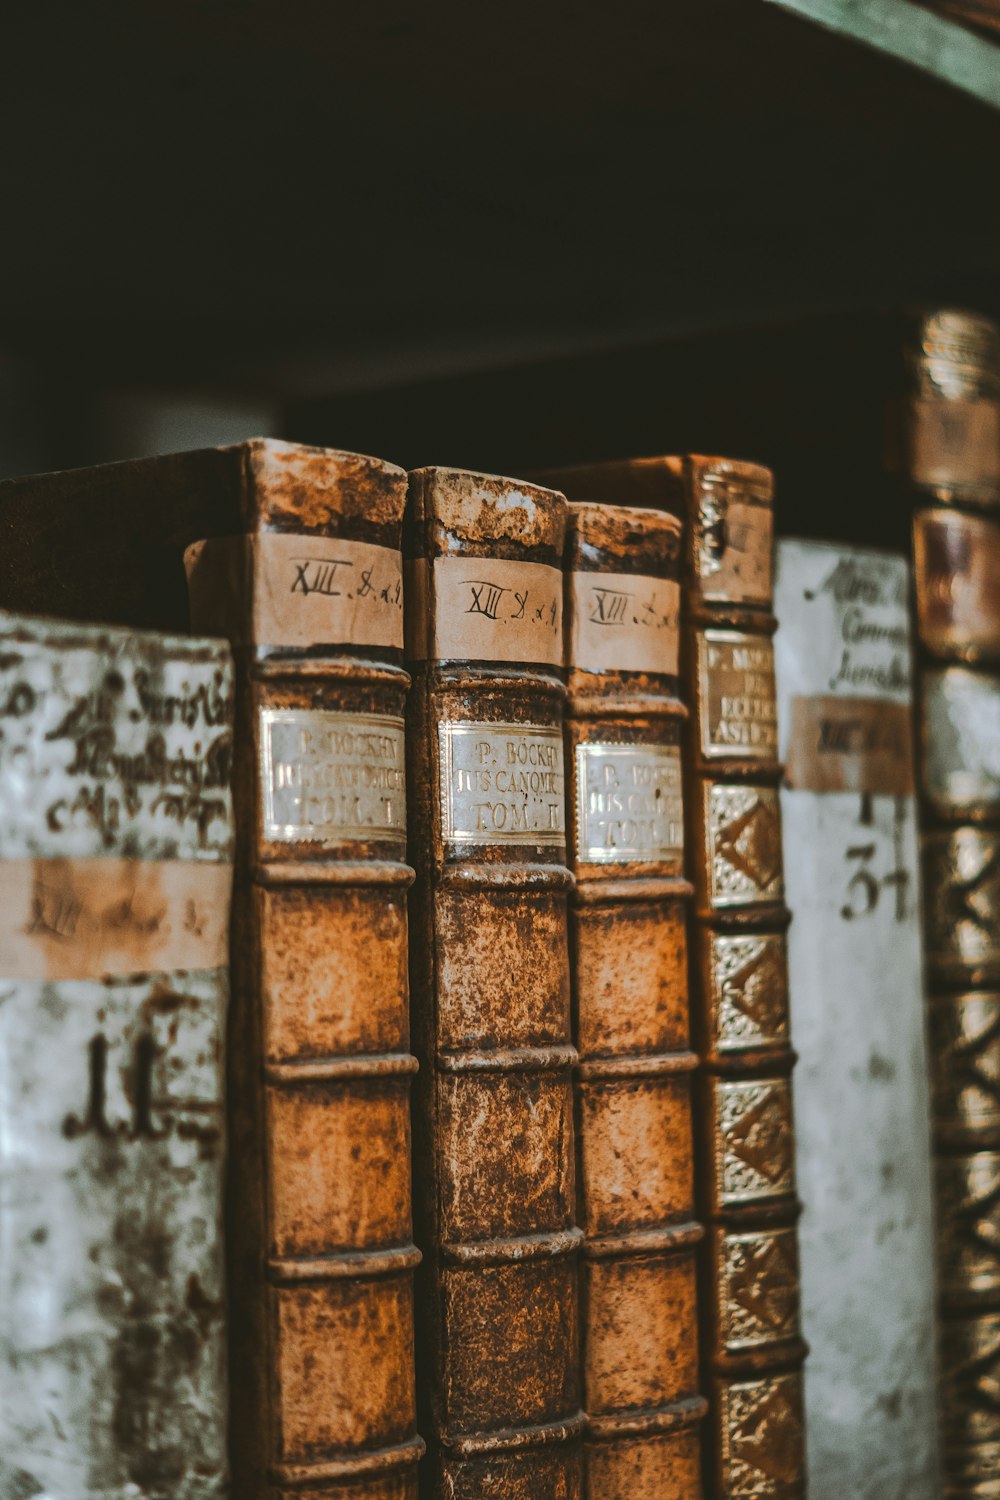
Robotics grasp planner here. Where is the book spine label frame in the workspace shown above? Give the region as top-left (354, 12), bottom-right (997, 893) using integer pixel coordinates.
top-left (679, 460), bottom-right (807, 1500)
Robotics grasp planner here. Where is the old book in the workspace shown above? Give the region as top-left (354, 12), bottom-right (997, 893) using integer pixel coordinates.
top-left (563, 500), bottom-right (706, 1498)
top-left (537, 454), bottom-right (807, 1499)
top-left (898, 311), bottom-right (1000, 1498)
top-left (0, 614), bottom-right (234, 1498)
top-left (404, 467), bottom-right (583, 1499)
top-left (0, 440), bottom-right (423, 1499)
top-left (773, 539), bottom-right (940, 1496)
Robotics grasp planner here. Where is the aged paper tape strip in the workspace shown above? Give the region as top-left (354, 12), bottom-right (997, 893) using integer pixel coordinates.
top-left (185, 533), bottom-right (404, 650)
top-left (784, 695), bottom-right (914, 795)
top-left (0, 858), bottom-right (232, 980)
top-left (569, 571), bottom-right (679, 674)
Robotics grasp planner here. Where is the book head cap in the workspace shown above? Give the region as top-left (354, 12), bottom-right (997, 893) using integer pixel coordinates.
top-left (245, 439), bottom-right (408, 531)
top-left (683, 457), bottom-right (774, 605)
top-left (567, 500), bottom-right (681, 576)
top-left (906, 308), bottom-right (1000, 401)
top-left (685, 455), bottom-right (774, 503)
top-left (407, 466), bottom-right (566, 557)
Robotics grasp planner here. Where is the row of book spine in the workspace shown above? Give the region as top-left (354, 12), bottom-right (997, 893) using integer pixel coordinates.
top-left (0, 446), bottom-right (802, 1498)
top-left (1, 305), bottom-right (998, 1499)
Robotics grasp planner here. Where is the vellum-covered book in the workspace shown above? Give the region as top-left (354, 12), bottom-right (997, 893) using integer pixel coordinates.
top-left (773, 540), bottom-right (940, 1496)
top-left (0, 614), bottom-right (234, 1499)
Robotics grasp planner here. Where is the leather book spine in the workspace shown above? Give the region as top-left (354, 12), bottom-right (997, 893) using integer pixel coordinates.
top-left (0, 616), bottom-right (234, 1498)
top-left (678, 457), bottom-right (807, 1499)
top-left (404, 466), bottom-right (584, 1499)
top-left (903, 310), bottom-right (1000, 1499)
top-left (186, 444), bottom-right (422, 1499)
top-left (564, 500), bottom-right (707, 1499)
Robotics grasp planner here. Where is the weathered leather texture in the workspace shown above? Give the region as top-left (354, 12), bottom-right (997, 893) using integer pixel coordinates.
top-left (534, 455), bottom-right (807, 1499)
top-left (905, 310), bottom-right (1000, 1499)
top-left (0, 440), bottom-right (423, 1499)
top-left (679, 456), bottom-right (807, 1500)
top-left (0, 618), bottom-right (234, 1499)
top-left (564, 500), bottom-right (706, 1499)
top-left (219, 447), bottom-right (421, 1500)
top-left (405, 467), bottom-right (584, 1499)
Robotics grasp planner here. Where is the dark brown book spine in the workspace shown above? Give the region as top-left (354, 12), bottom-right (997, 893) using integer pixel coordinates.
top-left (677, 457), bottom-right (807, 1500)
top-left (183, 444), bottom-right (424, 1500)
top-left (404, 466), bottom-right (584, 1499)
top-left (903, 310), bottom-right (1000, 1499)
top-left (564, 501), bottom-right (706, 1498)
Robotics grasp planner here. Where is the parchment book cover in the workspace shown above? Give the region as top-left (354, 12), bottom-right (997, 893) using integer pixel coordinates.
top-left (774, 540), bottom-right (940, 1497)
top-left (0, 614), bottom-right (234, 1500)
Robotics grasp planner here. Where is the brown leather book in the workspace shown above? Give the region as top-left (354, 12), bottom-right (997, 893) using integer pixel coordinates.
top-left (538, 456), bottom-right (807, 1499)
top-left (0, 439), bottom-right (423, 1499)
top-left (404, 466), bottom-right (584, 1498)
top-left (894, 310), bottom-right (1000, 1497)
top-left (563, 500), bottom-right (707, 1498)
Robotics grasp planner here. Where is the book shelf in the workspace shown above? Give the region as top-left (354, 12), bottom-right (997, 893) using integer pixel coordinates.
top-left (4, 11), bottom-right (999, 1493)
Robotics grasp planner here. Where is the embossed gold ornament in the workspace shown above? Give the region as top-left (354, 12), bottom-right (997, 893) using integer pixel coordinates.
top-left (718, 1226), bottom-right (801, 1352)
top-left (710, 932), bottom-right (790, 1054)
top-left (935, 1151), bottom-right (1000, 1300)
top-left (706, 784), bottom-right (785, 908)
top-left (714, 1078), bottom-right (796, 1208)
top-left (928, 992), bottom-right (1000, 1141)
top-left (922, 827), bottom-right (1000, 977)
top-left (717, 1372), bottom-right (806, 1495)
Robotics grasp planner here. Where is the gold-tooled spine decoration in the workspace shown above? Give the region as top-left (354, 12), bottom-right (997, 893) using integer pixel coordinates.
top-left (677, 456), bottom-right (807, 1500)
top-left (564, 500), bottom-right (706, 1499)
top-left (529, 453), bottom-right (807, 1498)
top-left (905, 309), bottom-right (1000, 1497)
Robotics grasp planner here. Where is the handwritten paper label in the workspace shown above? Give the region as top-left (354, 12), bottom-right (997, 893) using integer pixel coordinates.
top-left (185, 534), bottom-right (404, 649)
top-left (574, 742), bottom-right (683, 865)
top-left (0, 630), bottom-right (233, 863)
top-left (260, 709), bottom-right (406, 844)
top-left (699, 631), bottom-right (778, 759)
top-left (696, 493), bottom-right (773, 605)
top-left (439, 721), bottom-right (566, 845)
top-left (0, 857), bottom-right (231, 980)
top-left (406, 557), bottom-right (563, 665)
top-left (568, 571), bottom-right (679, 674)
top-left (914, 508), bottom-right (1000, 654)
top-left (902, 397), bottom-right (1000, 490)
top-left (784, 696), bottom-right (914, 795)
